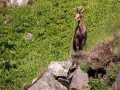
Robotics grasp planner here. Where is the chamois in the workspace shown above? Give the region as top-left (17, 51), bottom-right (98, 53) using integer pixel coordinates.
top-left (72, 8), bottom-right (87, 52)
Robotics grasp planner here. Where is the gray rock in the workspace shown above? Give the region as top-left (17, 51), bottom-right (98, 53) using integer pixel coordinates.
top-left (9, 0), bottom-right (28, 6)
top-left (28, 72), bottom-right (67, 90)
top-left (48, 60), bottom-right (72, 76)
top-left (69, 67), bottom-right (90, 90)
top-left (28, 60), bottom-right (90, 90)
top-left (0, 0), bottom-right (28, 7)
top-left (112, 69), bottom-right (120, 90)
top-left (26, 33), bottom-right (33, 40)
top-left (116, 69), bottom-right (120, 90)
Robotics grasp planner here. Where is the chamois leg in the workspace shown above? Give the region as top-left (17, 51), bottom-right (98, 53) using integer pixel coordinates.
top-left (72, 39), bottom-right (77, 52)
top-left (78, 39), bottom-right (82, 50)
top-left (82, 39), bottom-right (86, 50)
top-left (84, 32), bottom-right (87, 45)
top-left (76, 39), bottom-right (79, 51)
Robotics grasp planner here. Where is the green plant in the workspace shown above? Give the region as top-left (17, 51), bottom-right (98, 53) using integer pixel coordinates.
top-left (80, 62), bottom-right (89, 72)
top-left (89, 79), bottom-right (108, 90)
top-left (108, 64), bottom-right (120, 84)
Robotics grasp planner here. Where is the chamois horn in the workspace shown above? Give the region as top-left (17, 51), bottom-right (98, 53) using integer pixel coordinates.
top-left (76, 8), bottom-right (79, 13)
top-left (73, 6), bottom-right (83, 13)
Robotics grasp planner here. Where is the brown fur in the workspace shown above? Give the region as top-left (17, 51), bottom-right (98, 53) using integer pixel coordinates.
top-left (72, 8), bottom-right (87, 52)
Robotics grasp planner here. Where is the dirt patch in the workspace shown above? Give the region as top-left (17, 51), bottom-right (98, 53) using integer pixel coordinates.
top-left (88, 39), bottom-right (120, 68)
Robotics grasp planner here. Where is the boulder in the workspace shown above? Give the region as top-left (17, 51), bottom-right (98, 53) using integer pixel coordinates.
top-left (28, 72), bottom-right (67, 90)
top-left (69, 67), bottom-right (90, 90)
top-left (0, 0), bottom-right (28, 7)
top-left (48, 60), bottom-right (72, 76)
top-left (28, 60), bottom-right (90, 90)
top-left (9, 0), bottom-right (28, 6)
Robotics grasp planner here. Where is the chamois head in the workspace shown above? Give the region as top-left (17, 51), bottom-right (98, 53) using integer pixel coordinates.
top-left (75, 8), bottom-right (84, 21)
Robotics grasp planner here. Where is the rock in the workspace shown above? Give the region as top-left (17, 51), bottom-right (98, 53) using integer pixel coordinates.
top-left (27, 60), bottom-right (91, 90)
top-left (58, 78), bottom-right (69, 88)
top-left (112, 69), bottom-right (120, 90)
top-left (9, 0), bottom-right (28, 6)
top-left (48, 60), bottom-right (72, 76)
top-left (28, 72), bottom-right (67, 90)
top-left (116, 70), bottom-right (120, 90)
top-left (88, 43), bottom-right (113, 64)
top-left (28, 60), bottom-right (90, 90)
top-left (69, 67), bottom-right (90, 90)
top-left (32, 78), bottom-right (38, 84)
top-left (26, 33), bottom-right (33, 40)
top-left (0, 0), bottom-right (28, 7)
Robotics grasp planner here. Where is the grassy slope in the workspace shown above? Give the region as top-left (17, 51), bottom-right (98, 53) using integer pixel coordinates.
top-left (0, 0), bottom-right (120, 89)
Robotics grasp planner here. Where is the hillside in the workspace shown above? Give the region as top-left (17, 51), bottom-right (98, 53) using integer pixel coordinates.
top-left (0, 0), bottom-right (120, 90)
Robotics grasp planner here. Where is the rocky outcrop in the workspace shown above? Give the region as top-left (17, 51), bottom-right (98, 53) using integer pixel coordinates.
top-left (0, 0), bottom-right (28, 7)
top-left (29, 72), bottom-right (67, 90)
top-left (27, 59), bottom-right (90, 90)
top-left (48, 60), bottom-right (72, 76)
top-left (23, 37), bottom-right (120, 90)
top-left (9, 0), bottom-right (28, 6)
top-left (88, 42), bottom-right (120, 67)
top-left (69, 67), bottom-right (90, 90)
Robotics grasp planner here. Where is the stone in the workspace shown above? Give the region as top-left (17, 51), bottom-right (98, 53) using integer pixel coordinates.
top-left (9, 0), bottom-right (28, 6)
top-left (48, 60), bottom-right (72, 76)
top-left (32, 78), bottom-right (38, 84)
top-left (69, 67), bottom-right (90, 90)
top-left (26, 33), bottom-right (33, 40)
top-left (28, 60), bottom-right (90, 90)
top-left (0, 0), bottom-right (28, 7)
top-left (28, 72), bottom-right (67, 90)
top-left (116, 70), bottom-right (120, 90)
top-left (58, 78), bottom-right (69, 88)
top-left (112, 69), bottom-right (120, 90)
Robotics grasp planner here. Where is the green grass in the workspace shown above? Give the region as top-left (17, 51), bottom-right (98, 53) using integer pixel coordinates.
top-left (0, 0), bottom-right (120, 89)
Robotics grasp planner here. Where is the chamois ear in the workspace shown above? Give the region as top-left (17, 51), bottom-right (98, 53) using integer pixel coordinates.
top-left (81, 9), bottom-right (86, 14)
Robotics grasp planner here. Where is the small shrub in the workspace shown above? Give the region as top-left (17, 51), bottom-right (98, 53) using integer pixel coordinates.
top-left (108, 64), bottom-right (120, 84)
top-left (89, 79), bottom-right (108, 90)
top-left (80, 62), bottom-right (89, 72)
